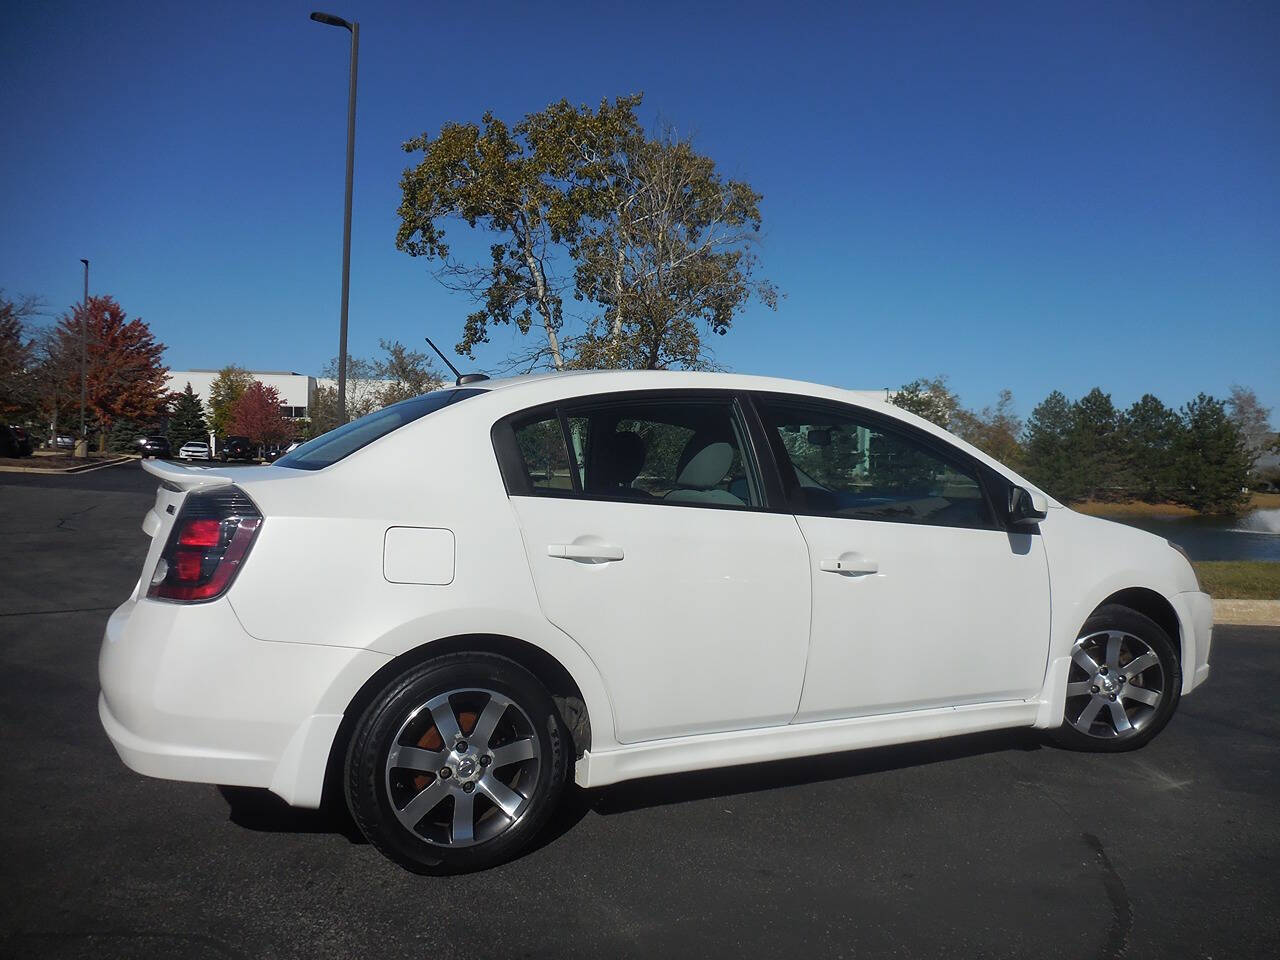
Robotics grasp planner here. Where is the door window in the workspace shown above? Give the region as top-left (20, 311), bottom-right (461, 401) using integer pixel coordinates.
top-left (513, 416), bottom-right (575, 493)
top-left (509, 396), bottom-right (762, 508)
top-left (757, 397), bottom-right (993, 528)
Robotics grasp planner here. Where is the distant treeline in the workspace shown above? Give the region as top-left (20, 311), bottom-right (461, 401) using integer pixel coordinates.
top-left (891, 377), bottom-right (1274, 515)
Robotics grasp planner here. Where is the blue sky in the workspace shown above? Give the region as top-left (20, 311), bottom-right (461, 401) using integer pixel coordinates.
top-left (2, 0), bottom-right (1276, 416)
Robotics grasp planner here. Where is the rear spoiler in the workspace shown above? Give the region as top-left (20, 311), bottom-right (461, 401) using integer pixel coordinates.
top-left (141, 458), bottom-right (237, 491)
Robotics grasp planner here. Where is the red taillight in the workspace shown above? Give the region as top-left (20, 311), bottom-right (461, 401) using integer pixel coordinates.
top-left (148, 487), bottom-right (262, 603)
top-left (177, 518), bottom-right (223, 547)
top-left (173, 549), bottom-right (204, 581)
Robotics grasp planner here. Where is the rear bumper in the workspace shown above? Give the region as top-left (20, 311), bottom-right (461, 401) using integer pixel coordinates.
top-left (98, 597), bottom-right (389, 807)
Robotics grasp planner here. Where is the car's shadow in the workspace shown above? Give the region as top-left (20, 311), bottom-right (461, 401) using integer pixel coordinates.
top-left (218, 728), bottom-right (1044, 855)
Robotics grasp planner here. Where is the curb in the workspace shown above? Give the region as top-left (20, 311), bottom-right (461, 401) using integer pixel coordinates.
top-left (1213, 599), bottom-right (1280, 628)
top-left (0, 455), bottom-right (136, 475)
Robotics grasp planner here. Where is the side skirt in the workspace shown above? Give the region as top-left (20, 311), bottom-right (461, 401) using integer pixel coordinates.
top-left (575, 699), bottom-right (1039, 788)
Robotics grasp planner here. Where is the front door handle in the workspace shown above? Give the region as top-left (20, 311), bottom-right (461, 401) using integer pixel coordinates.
top-left (819, 556), bottom-right (878, 575)
top-left (548, 543), bottom-right (625, 562)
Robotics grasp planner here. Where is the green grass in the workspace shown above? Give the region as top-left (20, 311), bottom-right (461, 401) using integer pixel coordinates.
top-left (1193, 561), bottom-right (1280, 600)
top-left (1072, 492), bottom-right (1279, 518)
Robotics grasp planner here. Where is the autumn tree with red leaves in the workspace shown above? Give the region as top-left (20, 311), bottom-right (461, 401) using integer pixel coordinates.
top-left (229, 381), bottom-right (293, 447)
top-left (55, 295), bottom-right (168, 447)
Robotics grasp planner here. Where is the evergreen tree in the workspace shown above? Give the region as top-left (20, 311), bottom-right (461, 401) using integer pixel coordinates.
top-left (107, 418), bottom-right (142, 453)
top-left (1068, 388), bottom-right (1130, 501)
top-left (1022, 391), bottom-right (1075, 500)
top-left (1124, 394), bottom-right (1183, 502)
top-left (1172, 394), bottom-right (1252, 515)
top-left (168, 383), bottom-right (208, 449)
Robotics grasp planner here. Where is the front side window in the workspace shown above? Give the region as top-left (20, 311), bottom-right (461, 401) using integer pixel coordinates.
top-left (757, 396), bottom-right (992, 528)
top-left (508, 396), bottom-right (762, 508)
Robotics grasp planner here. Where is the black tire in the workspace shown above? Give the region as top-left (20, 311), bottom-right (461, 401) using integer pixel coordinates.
top-left (1049, 604), bottom-right (1181, 752)
top-left (345, 652), bottom-right (569, 874)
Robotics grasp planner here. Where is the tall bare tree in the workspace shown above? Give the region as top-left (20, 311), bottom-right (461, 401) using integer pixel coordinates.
top-left (396, 94), bottom-right (777, 372)
top-left (1226, 384), bottom-right (1273, 462)
top-left (568, 125), bottom-right (777, 369)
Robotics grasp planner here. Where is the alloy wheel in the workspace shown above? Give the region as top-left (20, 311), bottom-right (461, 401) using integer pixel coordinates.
top-left (383, 688), bottom-right (542, 847)
top-left (1065, 630), bottom-right (1165, 739)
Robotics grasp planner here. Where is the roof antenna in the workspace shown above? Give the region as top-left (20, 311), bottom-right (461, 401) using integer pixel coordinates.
top-left (424, 335), bottom-right (490, 386)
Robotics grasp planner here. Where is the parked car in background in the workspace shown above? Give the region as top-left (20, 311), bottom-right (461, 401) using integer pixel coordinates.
top-left (136, 436), bottom-right (171, 459)
top-left (219, 436), bottom-right (254, 463)
top-left (99, 371), bottom-right (1212, 874)
top-left (1, 425), bottom-right (34, 458)
top-left (177, 441), bottom-right (210, 461)
top-left (55, 434), bottom-right (75, 450)
top-left (262, 443), bottom-right (290, 462)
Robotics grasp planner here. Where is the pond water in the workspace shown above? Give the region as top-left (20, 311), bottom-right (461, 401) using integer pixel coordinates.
top-left (1105, 508), bottom-right (1280, 562)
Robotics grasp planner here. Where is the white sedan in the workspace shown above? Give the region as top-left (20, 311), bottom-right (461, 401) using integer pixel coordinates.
top-left (177, 441), bottom-right (210, 461)
top-left (98, 371), bottom-right (1212, 873)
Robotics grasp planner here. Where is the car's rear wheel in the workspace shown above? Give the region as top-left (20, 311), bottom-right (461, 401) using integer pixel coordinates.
top-left (345, 653), bottom-right (569, 873)
top-left (1050, 604), bottom-right (1181, 752)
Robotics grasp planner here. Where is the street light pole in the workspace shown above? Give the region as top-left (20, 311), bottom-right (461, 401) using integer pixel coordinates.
top-left (79, 258), bottom-right (89, 457)
top-left (310, 11), bottom-right (359, 425)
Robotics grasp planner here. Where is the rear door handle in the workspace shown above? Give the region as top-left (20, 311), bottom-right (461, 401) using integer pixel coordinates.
top-left (548, 543), bottom-right (625, 562)
top-left (819, 556), bottom-right (878, 575)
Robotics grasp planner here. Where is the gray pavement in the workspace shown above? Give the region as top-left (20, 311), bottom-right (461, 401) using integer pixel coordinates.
top-left (1, 463), bottom-right (1278, 959)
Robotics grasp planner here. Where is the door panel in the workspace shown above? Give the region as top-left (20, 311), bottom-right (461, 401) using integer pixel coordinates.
top-left (500, 391), bottom-right (811, 745)
top-left (794, 516), bottom-right (1050, 721)
top-left (511, 496), bottom-right (811, 742)
top-left (751, 393), bottom-right (1052, 722)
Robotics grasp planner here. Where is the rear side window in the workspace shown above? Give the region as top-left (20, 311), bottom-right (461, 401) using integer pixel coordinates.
top-left (506, 395), bottom-right (761, 508)
top-left (276, 388), bottom-right (485, 471)
top-left (513, 417), bottom-right (575, 493)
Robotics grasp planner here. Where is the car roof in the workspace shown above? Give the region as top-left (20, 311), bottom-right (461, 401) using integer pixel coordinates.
top-left (449, 369), bottom-right (1049, 502)
top-left (468, 369), bottom-right (892, 405)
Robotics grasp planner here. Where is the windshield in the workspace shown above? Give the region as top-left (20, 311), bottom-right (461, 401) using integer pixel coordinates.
top-left (276, 387), bottom-right (485, 471)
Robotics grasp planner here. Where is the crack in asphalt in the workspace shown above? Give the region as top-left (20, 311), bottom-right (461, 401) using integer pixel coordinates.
top-left (1083, 832), bottom-right (1133, 960)
top-left (996, 753), bottom-right (1134, 959)
top-left (54, 502), bottom-right (99, 531)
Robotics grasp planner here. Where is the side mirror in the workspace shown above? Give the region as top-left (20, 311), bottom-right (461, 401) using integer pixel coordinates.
top-left (1008, 486), bottom-right (1048, 526)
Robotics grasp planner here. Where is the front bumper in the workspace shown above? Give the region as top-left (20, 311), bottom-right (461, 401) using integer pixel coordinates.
top-left (1176, 589), bottom-right (1213, 693)
top-left (98, 597), bottom-right (388, 807)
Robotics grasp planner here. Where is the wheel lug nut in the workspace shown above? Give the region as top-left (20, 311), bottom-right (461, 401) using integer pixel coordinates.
top-left (1099, 667), bottom-right (1108, 675)
top-left (1090, 685), bottom-right (1099, 693)
top-left (456, 740), bottom-right (468, 752)
top-left (1109, 694), bottom-right (1117, 701)
top-left (439, 767), bottom-right (452, 779)
top-left (480, 754), bottom-right (491, 766)
top-left (463, 782), bottom-right (475, 793)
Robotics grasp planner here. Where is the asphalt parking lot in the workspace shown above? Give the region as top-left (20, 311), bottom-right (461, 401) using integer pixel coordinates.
top-left (2, 463), bottom-right (1278, 959)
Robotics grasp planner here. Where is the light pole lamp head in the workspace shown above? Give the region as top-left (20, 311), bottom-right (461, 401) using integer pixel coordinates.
top-left (80, 258), bottom-right (89, 267)
top-left (310, 11), bottom-right (352, 30)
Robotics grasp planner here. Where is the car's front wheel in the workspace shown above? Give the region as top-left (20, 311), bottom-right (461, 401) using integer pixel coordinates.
top-left (1050, 604), bottom-right (1181, 752)
top-left (345, 652), bottom-right (569, 873)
